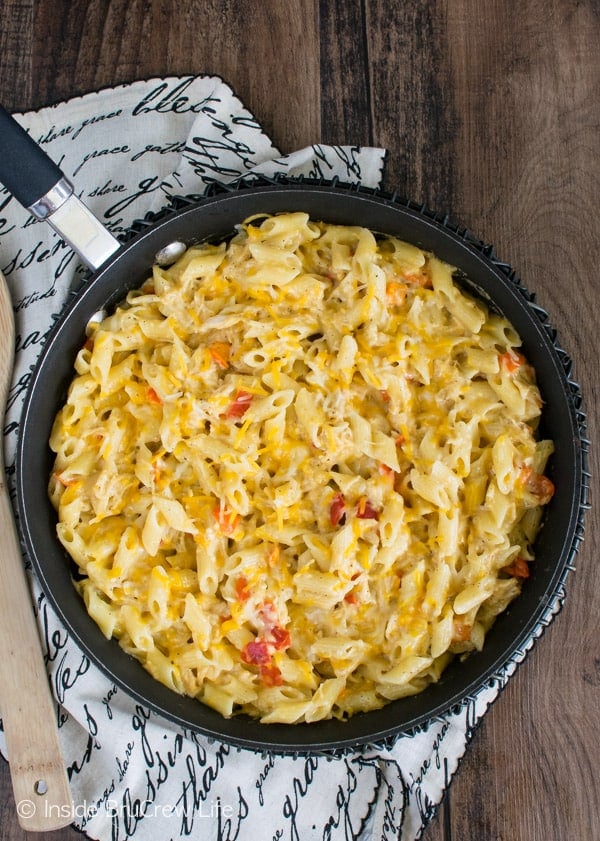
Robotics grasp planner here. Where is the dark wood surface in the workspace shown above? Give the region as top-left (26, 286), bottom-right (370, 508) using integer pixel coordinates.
top-left (0, 2), bottom-right (598, 839)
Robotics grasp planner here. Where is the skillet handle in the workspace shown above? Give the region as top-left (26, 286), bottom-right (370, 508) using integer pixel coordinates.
top-left (0, 105), bottom-right (121, 270)
top-left (0, 105), bottom-right (67, 211)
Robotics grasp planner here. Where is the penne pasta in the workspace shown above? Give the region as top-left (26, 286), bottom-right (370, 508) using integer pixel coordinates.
top-left (49, 213), bottom-right (554, 722)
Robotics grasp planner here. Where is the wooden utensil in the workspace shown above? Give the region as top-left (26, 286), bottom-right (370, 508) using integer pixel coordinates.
top-left (0, 270), bottom-right (72, 831)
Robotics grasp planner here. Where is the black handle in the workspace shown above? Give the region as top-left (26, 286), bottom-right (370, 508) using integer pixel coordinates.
top-left (0, 105), bottom-right (65, 208)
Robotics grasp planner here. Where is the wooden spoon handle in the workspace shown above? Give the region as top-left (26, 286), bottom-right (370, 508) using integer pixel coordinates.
top-left (0, 271), bottom-right (72, 830)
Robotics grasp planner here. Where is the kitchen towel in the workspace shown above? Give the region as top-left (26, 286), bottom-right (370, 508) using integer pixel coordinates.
top-left (0, 75), bottom-right (565, 841)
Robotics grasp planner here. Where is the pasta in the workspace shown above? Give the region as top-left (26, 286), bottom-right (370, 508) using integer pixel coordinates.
top-left (48, 212), bottom-right (555, 723)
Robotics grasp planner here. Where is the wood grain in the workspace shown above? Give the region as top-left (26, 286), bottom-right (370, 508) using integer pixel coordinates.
top-left (319, 0), bottom-right (373, 146)
top-left (28, 0), bottom-right (320, 152)
top-left (0, 1), bottom-right (598, 839)
top-left (439, 5), bottom-right (600, 839)
top-left (365, 0), bottom-right (461, 211)
top-left (0, 1), bottom-right (32, 108)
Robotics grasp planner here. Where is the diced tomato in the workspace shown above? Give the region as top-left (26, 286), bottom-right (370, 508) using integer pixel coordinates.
top-left (241, 639), bottom-right (271, 666)
top-left (452, 621), bottom-right (472, 642)
top-left (209, 342), bottom-right (230, 370)
top-left (235, 575), bottom-right (250, 602)
top-left (500, 350), bottom-right (525, 373)
top-left (330, 493), bottom-right (346, 526)
top-left (520, 466), bottom-right (555, 505)
top-left (147, 386), bottom-right (162, 405)
top-left (226, 390), bottom-right (253, 419)
top-left (502, 556), bottom-right (530, 579)
top-left (259, 662), bottom-right (283, 687)
top-left (242, 640), bottom-right (283, 686)
top-left (356, 497), bottom-right (379, 520)
top-left (212, 504), bottom-right (240, 535)
top-left (344, 591), bottom-right (359, 605)
top-left (270, 626), bottom-right (291, 650)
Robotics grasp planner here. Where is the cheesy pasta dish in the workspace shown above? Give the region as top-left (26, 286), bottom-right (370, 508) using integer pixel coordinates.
top-left (49, 212), bottom-right (555, 723)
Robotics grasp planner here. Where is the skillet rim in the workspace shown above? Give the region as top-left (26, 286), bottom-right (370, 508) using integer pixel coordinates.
top-left (14, 177), bottom-right (589, 753)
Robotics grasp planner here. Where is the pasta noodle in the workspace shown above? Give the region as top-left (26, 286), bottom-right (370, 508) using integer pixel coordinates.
top-left (49, 213), bottom-right (555, 723)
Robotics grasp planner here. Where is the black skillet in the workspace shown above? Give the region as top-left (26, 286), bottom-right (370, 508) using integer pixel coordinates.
top-left (0, 105), bottom-right (589, 753)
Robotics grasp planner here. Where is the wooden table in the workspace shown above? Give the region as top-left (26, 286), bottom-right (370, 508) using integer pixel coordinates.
top-left (0, 2), bottom-right (598, 839)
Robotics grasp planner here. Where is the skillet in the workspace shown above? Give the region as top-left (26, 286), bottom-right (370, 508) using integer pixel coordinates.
top-left (0, 105), bottom-right (589, 753)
